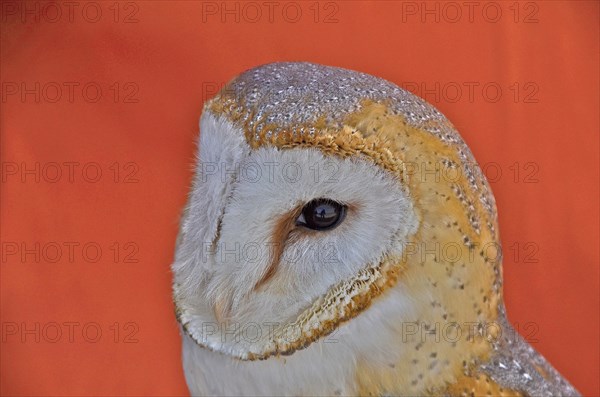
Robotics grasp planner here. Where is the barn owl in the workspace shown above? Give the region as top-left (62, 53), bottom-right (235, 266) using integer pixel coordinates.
top-left (172, 62), bottom-right (579, 396)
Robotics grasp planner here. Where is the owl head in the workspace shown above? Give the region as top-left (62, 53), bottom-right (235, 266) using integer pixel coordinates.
top-left (172, 62), bottom-right (506, 364)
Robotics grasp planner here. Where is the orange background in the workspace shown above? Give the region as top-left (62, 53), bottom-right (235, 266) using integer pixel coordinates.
top-left (1, 1), bottom-right (598, 396)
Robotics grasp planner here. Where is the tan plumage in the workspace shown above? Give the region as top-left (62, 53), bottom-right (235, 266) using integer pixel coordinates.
top-left (172, 62), bottom-right (578, 396)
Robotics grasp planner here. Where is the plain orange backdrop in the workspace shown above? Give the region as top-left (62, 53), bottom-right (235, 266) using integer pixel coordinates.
top-left (1, 1), bottom-right (598, 396)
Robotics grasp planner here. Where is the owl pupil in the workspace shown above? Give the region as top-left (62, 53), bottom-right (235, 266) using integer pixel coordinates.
top-left (299, 199), bottom-right (347, 231)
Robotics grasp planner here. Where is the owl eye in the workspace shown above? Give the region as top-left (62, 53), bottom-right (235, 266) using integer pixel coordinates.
top-left (296, 199), bottom-right (347, 231)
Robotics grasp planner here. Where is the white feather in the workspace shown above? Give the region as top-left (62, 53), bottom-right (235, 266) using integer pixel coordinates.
top-left (173, 111), bottom-right (420, 395)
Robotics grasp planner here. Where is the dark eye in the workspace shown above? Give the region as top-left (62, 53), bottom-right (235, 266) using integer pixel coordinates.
top-left (297, 199), bottom-right (347, 231)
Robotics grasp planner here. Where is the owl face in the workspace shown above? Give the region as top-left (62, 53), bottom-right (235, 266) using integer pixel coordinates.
top-left (173, 111), bottom-right (418, 359)
top-left (173, 62), bottom-right (501, 361)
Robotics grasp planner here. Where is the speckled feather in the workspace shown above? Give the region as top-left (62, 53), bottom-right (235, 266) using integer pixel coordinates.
top-left (176, 62), bottom-right (579, 396)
